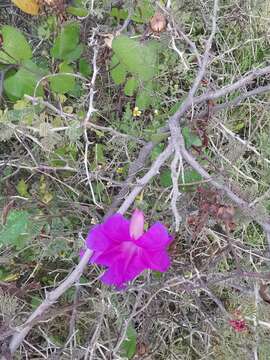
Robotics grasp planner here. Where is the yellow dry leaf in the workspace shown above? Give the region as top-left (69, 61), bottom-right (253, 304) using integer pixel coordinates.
top-left (11, 0), bottom-right (40, 15)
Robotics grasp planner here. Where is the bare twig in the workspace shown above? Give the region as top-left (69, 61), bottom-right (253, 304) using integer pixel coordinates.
top-left (170, 151), bottom-right (183, 231)
top-left (160, 3), bottom-right (201, 66)
top-left (194, 83), bottom-right (270, 119)
top-left (24, 95), bottom-right (75, 120)
top-left (83, 293), bottom-right (105, 360)
top-left (194, 65), bottom-right (270, 105)
top-left (106, 140), bottom-right (157, 216)
top-left (83, 46), bottom-right (101, 208)
top-left (118, 142), bottom-right (174, 214)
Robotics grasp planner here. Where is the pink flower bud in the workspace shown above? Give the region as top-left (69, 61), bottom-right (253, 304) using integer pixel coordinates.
top-left (129, 209), bottom-right (144, 240)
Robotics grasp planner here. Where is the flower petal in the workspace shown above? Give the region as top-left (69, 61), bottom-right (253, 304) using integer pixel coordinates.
top-left (141, 249), bottom-right (171, 272)
top-left (91, 244), bottom-right (124, 266)
top-left (136, 222), bottom-right (172, 250)
top-left (86, 214), bottom-right (130, 252)
top-left (93, 240), bottom-right (137, 266)
top-left (100, 250), bottom-right (146, 288)
top-left (100, 263), bottom-right (124, 288)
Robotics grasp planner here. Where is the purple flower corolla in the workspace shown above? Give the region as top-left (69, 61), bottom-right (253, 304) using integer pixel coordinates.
top-left (84, 209), bottom-right (173, 288)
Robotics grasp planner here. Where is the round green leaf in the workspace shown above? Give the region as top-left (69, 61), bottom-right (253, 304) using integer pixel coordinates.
top-left (49, 62), bottom-right (75, 94)
top-left (120, 326), bottom-right (137, 359)
top-left (0, 25), bottom-right (32, 64)
top-left (180, 169), bottom-right (202, 192)
top-left (51, 22), bottom-right (81, 61)
top-left (160, 169), bottom-right (172, 187)
top-left (79, 58), bottom-right (92, 77)
top-left (132, 0), bottom-right (155, 23)
top-left (111, 55), bottom-right (127, 85)
top-left (112, 35), bottom-right (158, 81)
top-left (64, 44), bottom-right (84, 63)
top-left (136, 83), bottom-right (154, 109)
top-left (4, 60), bottom-right (44, 100)
top-left (124, 77), bottom-right (138, 96)
top-left (182, 127), bottom-right (202, 149)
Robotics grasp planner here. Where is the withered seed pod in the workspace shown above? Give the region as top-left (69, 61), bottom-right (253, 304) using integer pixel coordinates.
top-left (149, 12), bottom-right (167, 33)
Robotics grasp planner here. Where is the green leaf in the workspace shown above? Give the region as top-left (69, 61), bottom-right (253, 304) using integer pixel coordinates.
top-left (151, 143), bottom-right (165, 161)
top-left (93, 181), bottom-right (106, 201)
top-left (3, 60), bottom-right (45, 100)
top-left (0, 25), bottom-right (32, 64)
top-left (179, 169), bottom-right (202, 192)
top-left (64, 43), bottom-right (84, 63)
top-left (66, 6), bottom-right (88, 17)
top-left (160, 169), bottom-right (172, 187)
top-left (72, 0), bottom-right (85, 5)
top-left (124, 77), bottom-right (138, 96)
top-left (49, 62), bottom-right (75, 94)
top-left (0, 210), bottom-right (30, 248)
top-left (95, 143), bottom-right (105, 164)
top-left (121, 325), bottom-right (137, 359)
top-left (150, 132), bottom-right (168, 144)
top-left (159, 168), bottom-right (202, 190)
top-left (31, 295), bottom-right (43, 310)
top-left (79, 58), bottom-right (91, 77)
top-left (132, 0), bottom-right (155, 23)
top-left (136, 83), bottom-right (154, 109)
top-left (169, 101), bottom-right (182, 115)
top-left (152, 270), bottom-right (162, 279)
top-left (3, 105), bottom-right (37, 124)
top-left (182, 127), bottom-right (202, 149)
top-left (16, 179), bottom-right (29, 197)
top-left (51, 22), bottom-right (81, 61)
top-left (110, 7), bottom-right (128, 21)
top-left (112, 35), bottom-right (158, 81)
top-left (111, 55), bottom-right (127, 85)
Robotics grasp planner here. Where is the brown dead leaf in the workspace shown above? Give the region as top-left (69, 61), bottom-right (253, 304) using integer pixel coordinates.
top-left (11, 0), bottom-right (40, 15)
top-left (136, 341), bottom-right (148, 356)
top-left (149, 12), bottom-right (167, 33)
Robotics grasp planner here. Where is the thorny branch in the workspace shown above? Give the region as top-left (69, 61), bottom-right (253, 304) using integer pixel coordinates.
top-left (83, 45), bottom-right (100, 208)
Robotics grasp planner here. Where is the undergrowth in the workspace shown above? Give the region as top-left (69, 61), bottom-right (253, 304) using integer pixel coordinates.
top-left (1, 0), bottom-right (270, 358)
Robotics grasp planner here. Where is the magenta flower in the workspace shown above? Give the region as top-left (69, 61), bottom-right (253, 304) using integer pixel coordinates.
top-left (84, 209), bottom-right (173, 288)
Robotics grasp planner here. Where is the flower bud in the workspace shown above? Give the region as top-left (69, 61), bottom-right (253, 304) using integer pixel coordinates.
top-left (129, 209), bottom-right (144, 240)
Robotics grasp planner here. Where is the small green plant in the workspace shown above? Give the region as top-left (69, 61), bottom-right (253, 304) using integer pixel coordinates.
top-left (0, 22), bottom-right (91, 100)
top-left (111, 35), bottom-right (160, 109)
